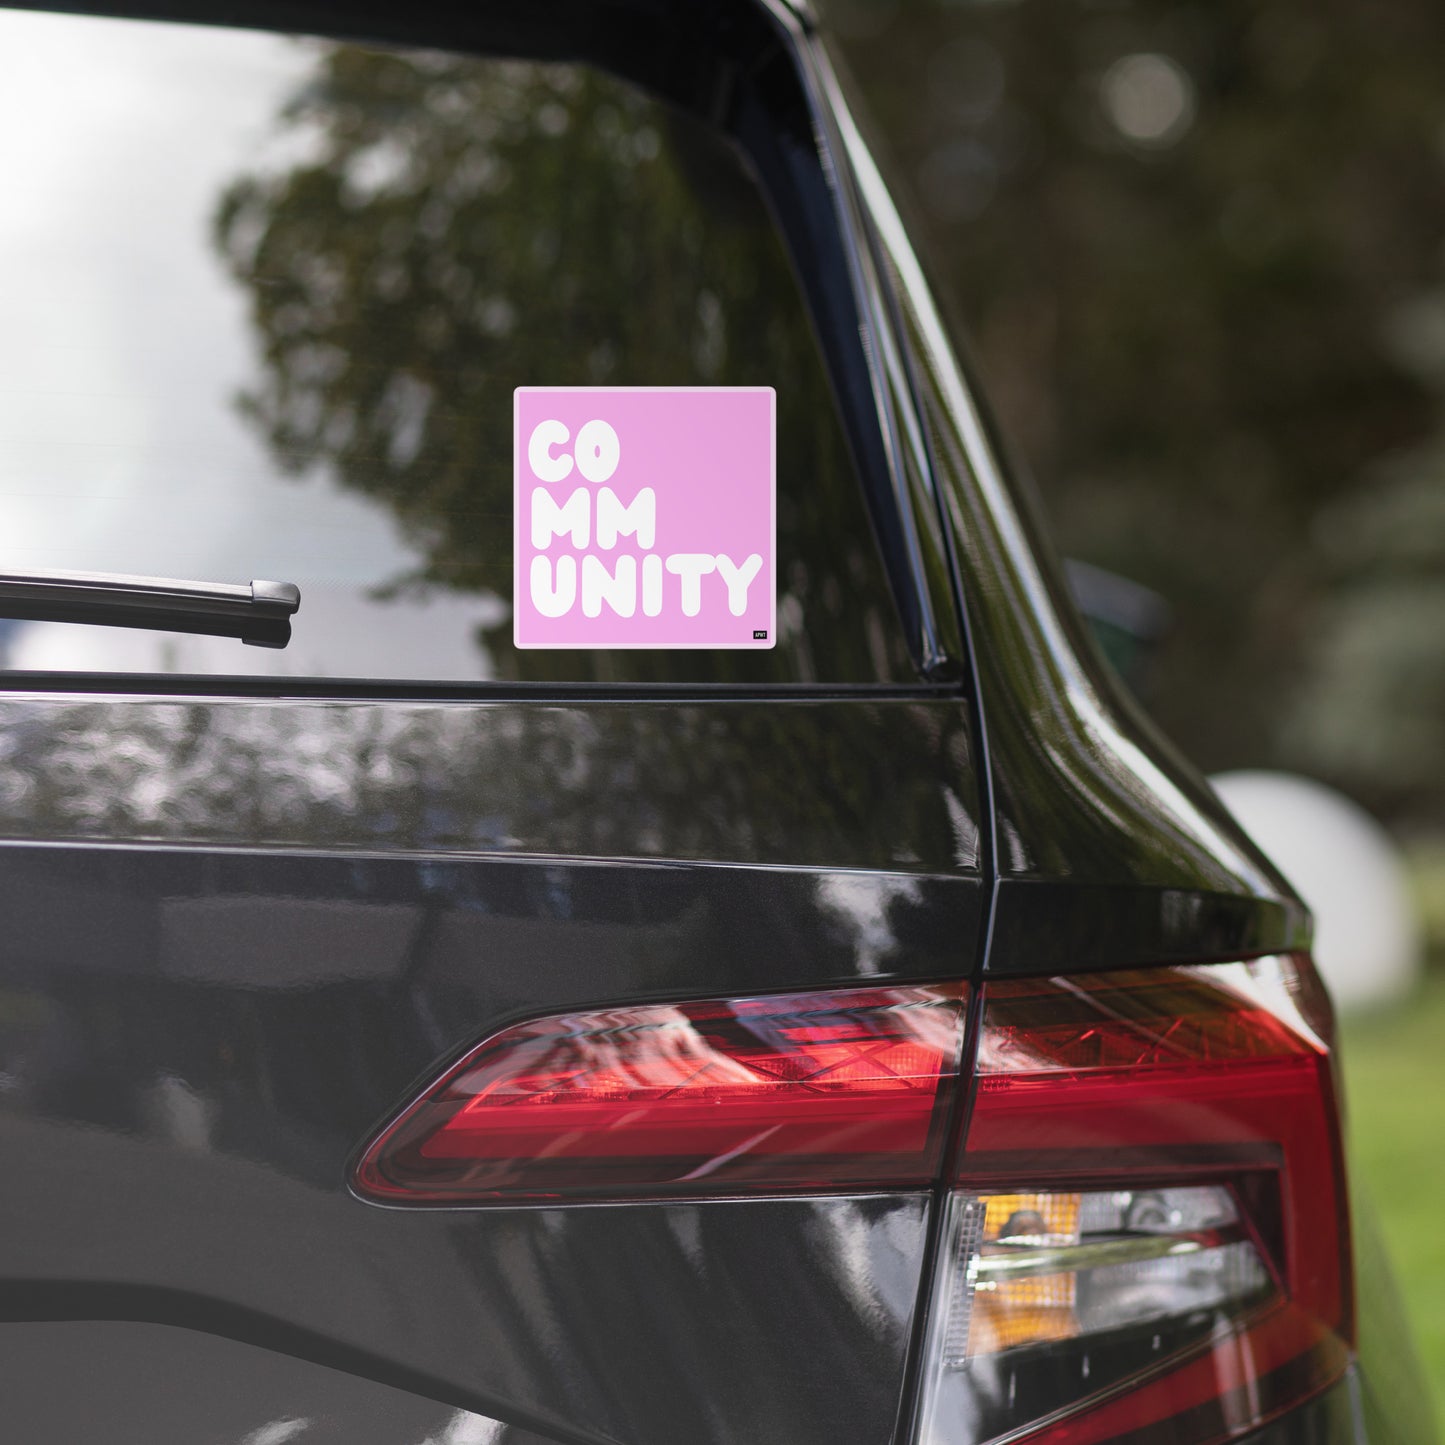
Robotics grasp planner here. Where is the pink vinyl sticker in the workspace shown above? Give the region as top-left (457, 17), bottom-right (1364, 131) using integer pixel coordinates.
top-left (514, 386), bottom-right (776, 650)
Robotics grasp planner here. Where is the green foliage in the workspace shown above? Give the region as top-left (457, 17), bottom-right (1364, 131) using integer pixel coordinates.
top-left (1343, 973), bottom-right (1445, 1426)
top-left (1405, 839), bottom-right (1445, 965)
top-left (1286, 455), bottom-right (1445, 804)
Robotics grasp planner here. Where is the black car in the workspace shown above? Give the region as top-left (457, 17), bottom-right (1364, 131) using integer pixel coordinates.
top-left (0, 0), bottom-right (1434, 1442)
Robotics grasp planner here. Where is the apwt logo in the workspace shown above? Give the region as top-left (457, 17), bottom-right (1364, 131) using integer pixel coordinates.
top-left (513, 387), bottom-right (775, 650)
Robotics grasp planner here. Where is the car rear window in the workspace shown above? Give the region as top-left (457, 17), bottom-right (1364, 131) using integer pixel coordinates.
top-left (0, 7), bottom-right (916, 684)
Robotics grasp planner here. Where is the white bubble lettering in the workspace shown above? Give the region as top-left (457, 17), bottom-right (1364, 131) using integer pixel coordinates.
top-left (714, 553), bottom-right (763, 616)
top-left (596, 486), bottom-right (655, 550)
top-left (527, 419), bottom-right (573, 483)
top-left (575, 419), bottom-right (621, 484)
top-left (530, 554), bottom-right (576, 616)
top-left (641, 554), bottom-right (663, 616)
top-left (665, 554), bottom-right (717, 617)
top-left (581, 554), bottom-right (637, 617)
top-left (531, 486), bottom-right (590, 548)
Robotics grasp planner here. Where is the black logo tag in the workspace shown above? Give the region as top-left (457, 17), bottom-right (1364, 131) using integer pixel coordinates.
top-left (752, 630), bottom-right (768, 640)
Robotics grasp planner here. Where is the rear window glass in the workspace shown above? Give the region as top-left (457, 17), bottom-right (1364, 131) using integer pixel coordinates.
top-left (0, 8), bottom-right (914, 684)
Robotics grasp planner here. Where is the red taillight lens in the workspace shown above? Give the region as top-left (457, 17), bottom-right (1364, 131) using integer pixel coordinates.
top-left (352, 983), bottom-right (966, 1203)
top-left (917, 956), bottom-right (1351, 1445)
top-left (350, 955), bottom-right (1352, 1441)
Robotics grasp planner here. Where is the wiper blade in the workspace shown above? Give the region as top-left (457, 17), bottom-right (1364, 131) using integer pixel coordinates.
top-left (0, 569), bottom-right (300, 648)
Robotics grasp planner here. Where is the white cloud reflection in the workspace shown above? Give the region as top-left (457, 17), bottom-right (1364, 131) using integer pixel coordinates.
top-left (0, 10), bottom-right (507, 679)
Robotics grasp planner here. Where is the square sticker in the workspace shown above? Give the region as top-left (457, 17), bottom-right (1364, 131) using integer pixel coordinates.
top-left (514, 386), bottom-right (776, 649)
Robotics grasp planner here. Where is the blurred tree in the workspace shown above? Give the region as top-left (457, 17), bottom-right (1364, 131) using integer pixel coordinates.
top-left (826, 0), bottom-right (1445, 822)
top-left (214, 46), bottom-right (909, 684)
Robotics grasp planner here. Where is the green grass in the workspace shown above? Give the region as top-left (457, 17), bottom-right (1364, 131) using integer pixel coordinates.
top-left (1341, 970), bottom-right (1445, 1420)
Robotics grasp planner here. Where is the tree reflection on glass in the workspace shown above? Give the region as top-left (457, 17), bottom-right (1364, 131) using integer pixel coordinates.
top-left (215, 45), bottom-right (910, 683)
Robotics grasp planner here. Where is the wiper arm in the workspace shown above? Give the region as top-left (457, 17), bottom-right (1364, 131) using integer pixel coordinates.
top-left (0, 569), bottom-right (300, 648)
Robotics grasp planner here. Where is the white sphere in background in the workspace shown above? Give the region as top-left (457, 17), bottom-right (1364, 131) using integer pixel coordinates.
top-left (1210, 770), bottom-right (1422, 1012)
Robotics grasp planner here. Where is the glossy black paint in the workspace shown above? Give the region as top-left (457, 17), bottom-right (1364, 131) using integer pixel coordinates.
top-left (0, 698), bottom-right (976, 1444)
top-left (0, 696), bottom-right (981, 870)
top-left (3, 1320), bottom-right (549, 1443)
top-left (0, 1330), bottom-right (1376, 1445)
top-left (0, 2), bottom-right (1430, 1444)
top-left (826, 71), bottom-right (1312, 972)
top-left (0, 1187), bottom-right (926, 1445)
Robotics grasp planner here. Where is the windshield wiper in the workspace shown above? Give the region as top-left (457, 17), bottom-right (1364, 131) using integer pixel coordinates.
top-left (0, 570), bottom-right (300, 648)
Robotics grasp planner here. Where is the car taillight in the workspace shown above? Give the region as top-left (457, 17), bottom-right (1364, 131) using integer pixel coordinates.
top-left (916, 956), bottom-right (1351, 1444)
top-left (352, 982), bottom-right (966, 1203)
top-left (350, 954), bottom-right (1351, 1440)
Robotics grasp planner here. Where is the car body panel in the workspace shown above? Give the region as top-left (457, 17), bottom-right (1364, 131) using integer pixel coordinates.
top-left (0, 1189), bottom-right (927, 1444)
top-left (0, 1), bottom-right (1432, 1443)
top-left (0, 694), bottom-right (980, 870)
top-left (1, 1320), bottom-right (557, 1445)
top-left (822, 60), bottom-right (1312, 972)
top-left (0, 698), bottom-right (976, 1444)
